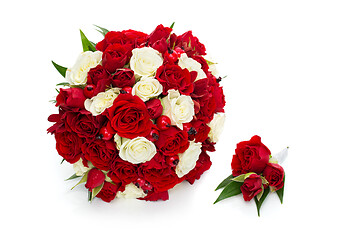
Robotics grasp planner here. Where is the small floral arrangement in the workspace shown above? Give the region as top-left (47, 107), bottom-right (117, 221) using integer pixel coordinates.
top-left (48, 23), bottom-right (226, 202)
top-left (214, 136), bottom-right (288, 216)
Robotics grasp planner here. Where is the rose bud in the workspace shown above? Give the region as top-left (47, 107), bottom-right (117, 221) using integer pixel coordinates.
top-left (263, 163), bottom-right (285, 191)
top-left (85, 168), bottom-right (105, 191)
top-left (240, 174), bottom-right (263, 201)
top-left (56, 88), bottom-right (86, 109)
top-left (146, 98), bottom-right (163, 119)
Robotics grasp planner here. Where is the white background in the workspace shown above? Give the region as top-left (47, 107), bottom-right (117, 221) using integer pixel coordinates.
top-left (1, 0), bottom-right (359, 239)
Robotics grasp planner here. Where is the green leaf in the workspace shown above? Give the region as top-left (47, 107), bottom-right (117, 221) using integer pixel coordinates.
top-left (60, 158), bottom-right (65, 164)
top-left (254, 187), bottom-right (270, 217)
top-left (56, 82), bottom-right (70, 87)
top-left (80, 29), bottom-right (96, 52)
top-left (170, 22), bottom-right (175, 29)
top-left (94, 24), bottom-right (109, 36)
top-left (215, 174), bottom-right (233, 191)
top-left (51, 61), bottom-right (67, 78)
top-left (276, 174), bottom-right (285, 204)
top-left (71, 171), bottom-right (89, 190)
top-left (214, 181), bottom-right (242, 204)
top-left (90, 182), bottom-right (104, 202)
top-left (65, 174), bottom-right (81, 181)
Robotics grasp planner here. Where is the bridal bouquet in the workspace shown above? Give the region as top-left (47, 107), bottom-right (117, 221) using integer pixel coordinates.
top-left (48, 24), bottom-right (226, 202)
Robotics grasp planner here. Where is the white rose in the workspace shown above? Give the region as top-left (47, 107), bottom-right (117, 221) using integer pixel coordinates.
top-left (116, 183), bottom-right (147, 199)
top-left (130, 47), bottom-right (163, 77)
top-left (161, 89), bottom-right (195, 130)
top-left (178, 53), bottom-right (207, 81)
top-left (84, 88), bottom-right (121, 116)
top-left (65, 51), bottom-right (102, 85)
top-left (73, 158), bottom-right (90, 176)
top-left (132, 77), bottom-right (163, 101)
top-left (208, 113), bottom-right (225, 143)
top-left (119, 137), bottom-right (157, 164)
top-left (176, 141), bottom-right (202, 178)
top-left (113, 133), bottom-right (122, 150)
top-left (204, 55), bottom-right (220, 77)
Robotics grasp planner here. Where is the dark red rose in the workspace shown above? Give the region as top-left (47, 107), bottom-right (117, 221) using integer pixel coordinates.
top-left (55, 131), bottom-right (82, 164)
top-left (148, 24), bottom-right (172, 46)
top-left (231, 135), bottom-right (271, 176)
top-left (202, 139), bottom-right (216, 152)
top-left (87, 65), bottom-right (111, 95)
top-left (85, 168), bottom-right (105, 191)
top-left (145, 98), bottom-right (163, 119)
top-left (175, 31), bottom-right (206, 56)
top-left (241, 174), bottom-right (263, 201)
top-left (196, 94), bottom-right (216, 123)
top-left (96, 30), bottom-right (148, 51)
top-left (47, 107), bottom-right (67, 134)
top-left (106, 94), bottom-right (153, 139)
top-left (213, 84), bottom-right (226, 113)
top-left (185, 151), bottom-right (212, 184)
top-left (65, 109), bottom-right (105, 139)
top-left (81, 139), bottom-right (118, 171)
top-left (139, 191), bottom-right (169, 201)
top-left (155, 127), bottom-right (189, 156)
top-left (263, 163), bottom-right (285, 191)
top-left (107, 157), bottom-right (138, 191)
top-left (96, 182), bottom-right (119, 203)
top-left (56, 88), bottom-right (86, 109)
top-left (191, 120), bottom-right (211, 143)
top-left (102, 43), bottom-right (132, 73)
top-left (155, 64), bottom-right (195, 95)
top-left (111, 68), bottom-right (135, 88)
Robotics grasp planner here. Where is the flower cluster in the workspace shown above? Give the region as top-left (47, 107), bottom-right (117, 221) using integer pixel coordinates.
top-left (214, 136), bottom-right (287, 216)
top-left (48, 24), bottom-right (226, 202)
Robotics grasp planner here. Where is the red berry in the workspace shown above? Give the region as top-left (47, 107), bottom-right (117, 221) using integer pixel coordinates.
top-left (83, 84), bottom-right (96, 98)
top-left (121, 86), bottom-right (132, 94)
top-left (99, 126), bottom-right (113, 140)
top-left (147, 128), bottom-right (159, 142)
top-left (166, 155), bottom-right (179, 167)
top-left (165, 49), bottom-right (179, 63)
top-left (174, 47), bottom-right (185, 55)
top-left (156, 115), bottom-right (171, 130)
top-left (183, 123), bottom-right (192, 133)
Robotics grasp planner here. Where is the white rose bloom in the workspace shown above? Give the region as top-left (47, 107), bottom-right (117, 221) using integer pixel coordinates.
top-left (176, 141), bottom-right (202, 178)
top-left (84, 88), bottom-right (121, 116)
top-left (119, 137), bottom-right (157, 164)
top-left (116, 183), bottom-right (147, 199)
top-left (132, 77), bottom-right (163, 101)
top-left (161, 89), bottom-right (195, 130)
top-left (73, 158), bottom-right (90, 176)
top-left (65, 51), bottom-right (102, 85)
top-left (207, 113), bottom-right (225, 143)
top-left (178, 53), bottom-right (207, 81)
top-left (130, 47), bottom-right (163, 77)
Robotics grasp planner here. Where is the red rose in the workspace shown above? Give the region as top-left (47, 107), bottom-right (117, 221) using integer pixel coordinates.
top-left (85, 168), bottom-right (105, 191)
top-left (196, 94), bottom-right (216, 123)
top-left (55, 131), bottom-right (82, 164)
top-left (155, 64), bottom-right (195, 95)
top-left (145, 98), bottom-right (163, 119)
top-left (65, 109), bottom-right (105, 139)
top-left (102, 43), bottom-right (132, 73)
top-left (139, 191), bottom-right (169, 201)
top-left (111, 68), bottom-right (135, 88)
top-left (148, 24), bottom-right (172, 46)
top-left (263, 163), bottom-right (285, 190)
top-left (87, 65), bottom-right (111, 95)
top-left (96, 182), bottom-right (119, 203)
top-left (81, 139), bottom-right (118, 171)
top-left (175, 31), bottom-right (206, 56)
top-left (56, 88), bottom-right (86, 109)
top-left (106, 93), bottom-right (153, 139)
top-left (155, 127), bottom-right (189, 156)
top-left (47, 107), bottom-right (67, 134)
top-left (191, 120), bottom-right (211, 143)
top-left (185, 151), bottom-right (212, 184)
top-left (192, 55), bottom-right (209, 73)
top-left (241, 174), bottom-right (263, 201)
top-left (96, 30), bottom-right (148, 51)
top-left (231, 135), bottom-right (271, 176)
top-left (107, 157), bottom-right (138, 191)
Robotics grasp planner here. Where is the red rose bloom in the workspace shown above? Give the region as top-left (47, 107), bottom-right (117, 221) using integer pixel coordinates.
top-left (148, 24), bottom-right (172, 46)
top-left (87, 65), bottom-right (111, 95)
top-left (175, 31), bottom-right (206, 56)
top-left (106, 94), bottom-right (153, 139)
top-left (231, 135), bottom-right (271, 176)
top-left (111, 68), bottom-right (135, 88)
top-left (96, 182), bottom-right (119, 203)
top-left (81, 139), bottom-right (118, 171)
top-left (55, 131), bottom-right (82, 164)
top-left (85, 168), bottom-right (105, 191)
top-left (107, 157), bottom-right (138, 191)
top-left (263, 163), bottom-right (285, 191)
top-left (155, 64), bottom-right (195, 95)
top-left (96, 30), bottom-right (148, 51)
top-left (56, 88), bottom-right (86, 109)
top-left (145, 98), bottom-right (163, 119)
top-left (155, 127), bottom-right (189, 156)
top-left (102, 43), bottom-right (132, 73)
top-left (241, 174), bottom-right (263, 201)
top-left (191, 120), bottom-right (211, 143)
top-left (185, 151), bottom-right (212, 184)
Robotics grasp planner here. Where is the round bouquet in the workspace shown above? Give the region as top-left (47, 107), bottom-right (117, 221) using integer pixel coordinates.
top-left (48, 24), bottom-right (226, 202)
